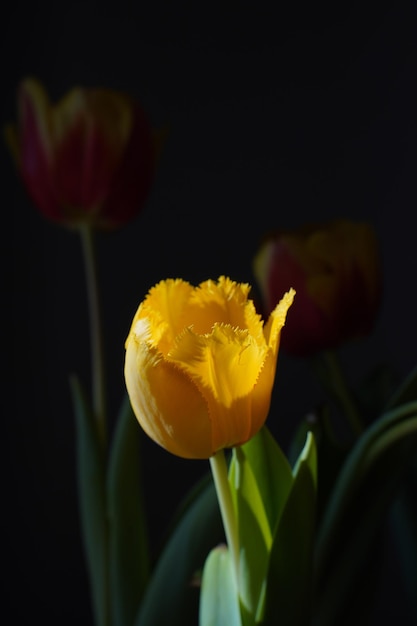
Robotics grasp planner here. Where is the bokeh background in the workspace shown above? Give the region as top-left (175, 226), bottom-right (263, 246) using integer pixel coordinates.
top-left (4, 2), bottom-right (417, 624)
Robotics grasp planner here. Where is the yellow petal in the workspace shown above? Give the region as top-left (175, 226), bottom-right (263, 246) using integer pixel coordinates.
top-left (264, 288), bottom-right (296, 355)
top-left (137, 278), bottom-right (194, 355)
top-left (169, 324), bottom-right (268, 407)
top-left (125, 330), bottom-right (212, 459)
top-left (182, 276), bottom-right (252, 334)
top-left (208, 394), bottom-right (259, 452)
top-left (243, 298), bottom-right (266, 345)
top-left (250, 350), bottom-right (277, 435)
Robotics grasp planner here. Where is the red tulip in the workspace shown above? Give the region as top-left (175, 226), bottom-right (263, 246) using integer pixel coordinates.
top-left (253, 219), bottom-right (382, 356)
top-left (6, 77), bottom-right (157, 229)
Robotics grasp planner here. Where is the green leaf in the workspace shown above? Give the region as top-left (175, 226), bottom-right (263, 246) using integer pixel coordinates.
top-left (230, 447), bottom-right (272, 549)
top-left (229, 448), bottom-right (271, 623)
top-left (199, 545), bottom-right (242, 626)
top-left (262, 432), bottom-right (317, 626)
top-left (134, 474), bottom-right (224, 626)
top-left (389, 454), bottom-right (417, 622)
top-left (313, 401), bottom-right (417, 626)
top-left (288, 407), bottom-right (348, 528)
top-left (107, 395), bottom-right (150, 626)
top-left (70, 375), bottom-right (109, 626)
top-left (292, 431), bottom-right (317, 488)
top-left (228, 427), bottom-right (296, 623)
top-left (237, 426), bottom-right (294, 534)
top-left (386, 366), bottom-right (417, 620)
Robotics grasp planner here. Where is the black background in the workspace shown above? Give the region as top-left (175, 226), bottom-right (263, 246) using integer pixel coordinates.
top-left (4, 1), bottom-right (417, 623)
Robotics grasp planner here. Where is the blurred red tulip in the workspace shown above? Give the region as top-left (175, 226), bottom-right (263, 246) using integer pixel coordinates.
top-left (253, 219), bottom-right (382, 356)
top-left (6, 77), bottom-right (158, 229)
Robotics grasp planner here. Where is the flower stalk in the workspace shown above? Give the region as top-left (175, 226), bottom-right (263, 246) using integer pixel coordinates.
top-left (79, 224), bottom-right (107, 448)
top-left (316, 350), bottom-right (363, 438)
top-left (209, 450), bottom-right (240, 584)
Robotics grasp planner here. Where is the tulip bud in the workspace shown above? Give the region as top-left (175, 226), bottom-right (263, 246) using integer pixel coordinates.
top-left (5, 77), bottom-right (158, 229)
top-left (124, 276), bottom-right (295, 459)
top-left (253, 219), bottom-right (382, 356)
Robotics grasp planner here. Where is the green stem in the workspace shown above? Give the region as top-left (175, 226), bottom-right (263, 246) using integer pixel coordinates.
top-left (78, 225), bottom-right (110, 626)
top-left (209, 450), bottom-right (240, 585)
top-left (316, 350), bottom-right (364, 438)
top-left (79, 224), bottom-right (107, 449)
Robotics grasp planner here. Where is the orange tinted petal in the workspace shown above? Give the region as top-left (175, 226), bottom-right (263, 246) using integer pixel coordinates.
top-left (125, 333), bottom-right (212, 459)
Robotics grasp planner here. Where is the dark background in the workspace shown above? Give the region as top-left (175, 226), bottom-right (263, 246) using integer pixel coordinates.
top-left (4, 1), bottom-right (417, 624)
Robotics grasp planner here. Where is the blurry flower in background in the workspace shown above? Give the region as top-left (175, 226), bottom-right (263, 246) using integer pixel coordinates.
top-left (5, 77), bottom-right (158, 229)
top-left (253, 219), bottom-right (382, 357)
top-left (124, 275), bottom-right (295, 459)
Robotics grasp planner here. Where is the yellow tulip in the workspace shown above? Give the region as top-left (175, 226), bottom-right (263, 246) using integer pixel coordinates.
top-left (124, 276), bottom-right (294, 459)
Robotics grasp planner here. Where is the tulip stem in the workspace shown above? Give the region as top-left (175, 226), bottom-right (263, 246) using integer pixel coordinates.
top-left (316, 350), bottom-right (363, 438)
top-left (79, 224), bottom-right (107, 448)
top-left (209, 450), bottom-right (240, 585)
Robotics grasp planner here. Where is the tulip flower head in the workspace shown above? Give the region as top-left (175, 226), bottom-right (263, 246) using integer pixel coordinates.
top-left (5, 77), bottom-right (156, 229)
top-left (124, 276), bottom-right (295, 459)
top-left (253, 219), bottom-right (382, 357)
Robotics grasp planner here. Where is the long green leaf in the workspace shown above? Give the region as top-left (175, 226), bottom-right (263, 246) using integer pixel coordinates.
top-left (262, 432), bottom-right (317, 626)
top-left (313, 402), bottom-right (417, 626)
top-left (107, 395), bottom-right (150, 626)
top-left (199, 546), bottom-right (242, 626)
top-left (386, 365), bottom-right (417, 621)
top-left (70, 375), bottom-right (109, 626)
top-left (230, 447), bottom-right (272, 548)
top-left (134, 474), bottom-right (224, 626)
top-left (229, 448), bottom-right (271, 623)
top-left (389, 454), bottom-right (417, 622)
top-left (292, 431), bottom-right (317, 488)
top-left (238, 426), bottom-right (294, 533)
top-left (288, 407), bottom-right (348, 527)
top-left (228, 427), bottom-right (296, 623)
top-left (315, 401), bottom-right (417, 563)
